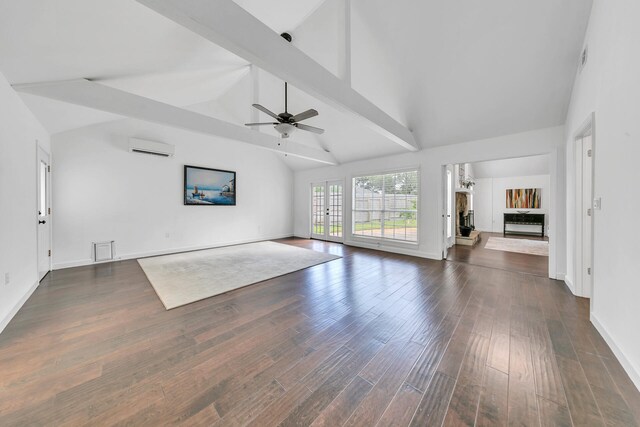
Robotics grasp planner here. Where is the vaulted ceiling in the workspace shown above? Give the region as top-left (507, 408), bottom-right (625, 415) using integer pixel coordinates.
top-left (0, 0), bottom-right (592, 170)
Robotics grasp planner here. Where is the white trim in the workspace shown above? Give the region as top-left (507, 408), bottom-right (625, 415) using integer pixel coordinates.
top-left (349, 235), bottom-right (419, 249)
top-left (591, 313), bottom-right (640, 393)
top-left (0, 280), bottom-right (40, 335)
top-left (36, 143), bottom-right (53, 281)
top-left (571, 112), bottom-right (596, 299)
top-left (564, 276), bottom-right (575, 294)
top-left (350, 165), bottom-right (422, 180)
top-left (52, 234), bottom-right (294, 270)
top-left (344, 239), bottom-right (440, 260)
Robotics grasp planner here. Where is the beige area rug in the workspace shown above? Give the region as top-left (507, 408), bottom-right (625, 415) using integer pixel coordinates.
top-left (138, 241), bottom-right (341, 309)
top-left (484, 237), bottom-right (549, 257)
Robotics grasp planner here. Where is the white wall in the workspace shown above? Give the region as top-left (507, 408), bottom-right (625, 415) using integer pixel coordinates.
top-left (293, 0), bottom-right (344, 78)
top-left (294, 125), bottom-right (565, 278)
top-left (52, 119), bottom-right (293, 268)
top-left (472, 154), bottom-right (550, 179)
top-left (564, 0), bottom-right (640, 389)
top-left (473, 178), bottom-right (493, 232)
top-left (0, 72), bottom-right (50, 333)
top-left (473, 175), bottom-right (550, 235)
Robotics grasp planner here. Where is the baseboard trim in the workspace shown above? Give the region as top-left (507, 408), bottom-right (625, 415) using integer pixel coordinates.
top-left (564, 276), bottom-right (575, 294)
top-left (591, 313), bottom-right (640, 393)
top-left (344, 240), bottom-right (441, 261)
top-left (0, 279), bottom-right (40, 335)
top-left (52, 234), bottom-right (295, 270)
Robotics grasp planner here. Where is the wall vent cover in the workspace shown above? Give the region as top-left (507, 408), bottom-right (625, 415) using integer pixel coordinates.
top-left (93, 241), bottom-right (115, 262)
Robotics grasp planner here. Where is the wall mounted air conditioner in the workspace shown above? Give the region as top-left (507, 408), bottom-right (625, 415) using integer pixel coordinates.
top-left (129, 138), bottom-right (175, 157)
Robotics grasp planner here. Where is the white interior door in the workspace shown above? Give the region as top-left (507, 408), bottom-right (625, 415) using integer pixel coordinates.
top-left (443, 165), bottom-right (454, 258)
top-left (581, 135), bottom-right (594, 297)
top-left (37, 147), bottom-right (51, 281)
top-left (310, 181), bottom-right (343, 242)
top-left (575, 132), bottom-right (594, 298)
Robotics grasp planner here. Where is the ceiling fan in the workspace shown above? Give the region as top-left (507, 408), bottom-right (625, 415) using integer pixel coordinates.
top-left (245, 82), bottom-right (325, 139)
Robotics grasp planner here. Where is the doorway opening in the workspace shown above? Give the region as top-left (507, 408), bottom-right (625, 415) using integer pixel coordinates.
top-left (37, 146), bottom-right (51, 281)
top-left (310, 180), bottom-right (344, 243)
top-left (443, 156), bottom-right (551, 277)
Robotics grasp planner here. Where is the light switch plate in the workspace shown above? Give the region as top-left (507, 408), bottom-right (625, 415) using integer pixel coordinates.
top-left (593, 197), bottom-right (602, 210)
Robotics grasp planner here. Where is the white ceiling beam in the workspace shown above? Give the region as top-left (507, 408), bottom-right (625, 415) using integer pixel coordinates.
top-left (14, 79), bottom-right (337, 165)
top-left (249, 65), bottom-right (260, 126)
top-left (135, 0), bottom-right (419, 152)
top-left (342, 0), bottom-right (352, 87)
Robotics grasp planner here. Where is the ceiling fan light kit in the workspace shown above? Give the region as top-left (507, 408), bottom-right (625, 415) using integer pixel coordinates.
top-left (274, 123), bottom-right (295, 139)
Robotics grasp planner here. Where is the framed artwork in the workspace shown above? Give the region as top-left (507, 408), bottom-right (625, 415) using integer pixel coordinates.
top-left (506, 188), bottom-right (541, 209)
top-left (184, 165), bottom-right (236, 206)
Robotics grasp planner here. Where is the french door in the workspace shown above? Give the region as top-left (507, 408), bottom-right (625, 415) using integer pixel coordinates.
top-left (311, 180), bottom-right (344, 242)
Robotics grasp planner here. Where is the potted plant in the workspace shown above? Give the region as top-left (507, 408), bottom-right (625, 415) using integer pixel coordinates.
top-left (461, 178), bottom-right (475, 189)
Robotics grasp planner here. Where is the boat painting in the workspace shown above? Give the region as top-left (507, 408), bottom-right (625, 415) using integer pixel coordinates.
top-left (184, 165), bottom-right (236, 206)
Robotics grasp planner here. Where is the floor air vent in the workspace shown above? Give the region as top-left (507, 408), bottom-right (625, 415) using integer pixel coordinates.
top-left (93, 241), bottom-right (115, 262)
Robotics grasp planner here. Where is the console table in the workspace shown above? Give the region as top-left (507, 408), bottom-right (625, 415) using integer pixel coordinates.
top-left (503, 213), bottom-right (545, 237)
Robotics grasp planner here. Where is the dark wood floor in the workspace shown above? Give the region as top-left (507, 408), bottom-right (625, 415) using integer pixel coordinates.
top-left (446, 232), bottom-right (549, 277)
top-left (0, 238), bottom-right (638, 426)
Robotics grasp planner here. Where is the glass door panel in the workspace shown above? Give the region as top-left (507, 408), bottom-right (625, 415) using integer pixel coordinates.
top-left (311, 184), bottom-right (325, 239)
top-left (310, 181), bottom-right (343, 242)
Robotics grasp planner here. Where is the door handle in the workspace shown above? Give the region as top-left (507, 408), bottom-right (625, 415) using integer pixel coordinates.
top-left (39, 220), bottom-right (46, 225)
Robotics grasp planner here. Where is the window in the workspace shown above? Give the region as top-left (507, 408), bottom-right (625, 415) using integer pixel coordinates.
top-left (352, 170), bottom-right (418, 242)
top-left (39, 161), bottom-right (47, 217)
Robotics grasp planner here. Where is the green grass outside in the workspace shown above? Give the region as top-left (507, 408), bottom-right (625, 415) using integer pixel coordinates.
top-left (313, 219), bottom-right (417, 234)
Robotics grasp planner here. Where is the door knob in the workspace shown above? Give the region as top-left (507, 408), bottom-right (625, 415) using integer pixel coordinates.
top-left (39, 220), bottom-right (46, 225)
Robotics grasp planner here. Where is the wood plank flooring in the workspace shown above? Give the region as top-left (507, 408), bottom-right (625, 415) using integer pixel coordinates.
top-left (446, 232), bottom-right (549, 277)
top-left (0, 238), bottom-right (638, 426)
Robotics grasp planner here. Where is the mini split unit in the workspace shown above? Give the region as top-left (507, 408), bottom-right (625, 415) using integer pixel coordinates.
top-left (128, 137), bottom-right (175, 157)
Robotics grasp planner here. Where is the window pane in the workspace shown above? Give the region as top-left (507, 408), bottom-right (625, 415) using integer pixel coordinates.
top-left (352, 170), bottom-right (418, 242)
top-left (39, 161), bottom-right (47, 216)
top-left (312, 185), bottom-right (325, 235)
top-left (329, 184), bottom-right (343, 237)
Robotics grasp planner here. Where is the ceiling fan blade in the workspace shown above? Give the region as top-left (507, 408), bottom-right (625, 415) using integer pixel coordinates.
top-left (252, 104), bottom-right (281, 121)
top-left (295, 123), bottom-right (325, 135)
top-left (291, 109), bottom-right (318, 123)
top-left (245, 122), bottom-right (278, 126)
